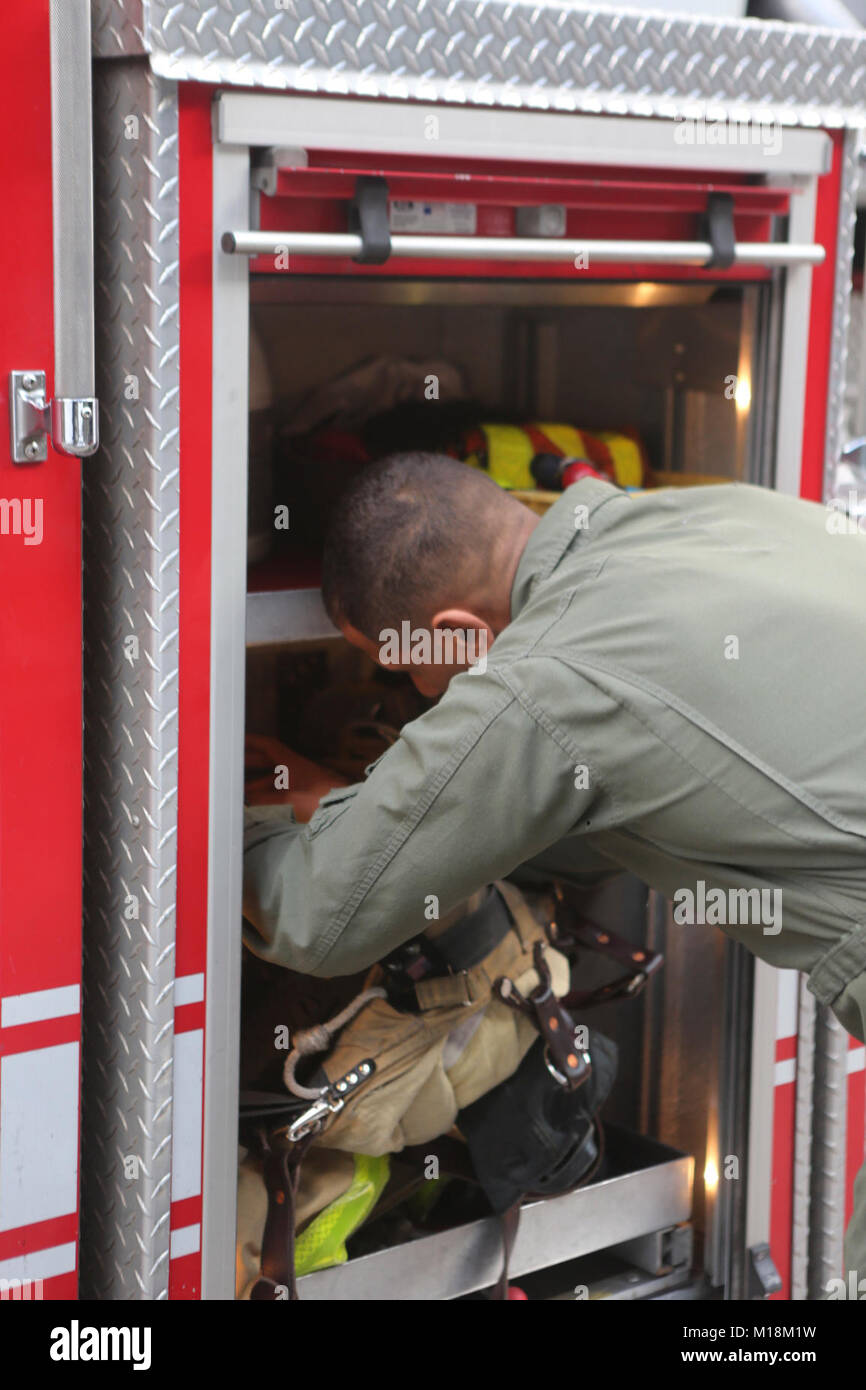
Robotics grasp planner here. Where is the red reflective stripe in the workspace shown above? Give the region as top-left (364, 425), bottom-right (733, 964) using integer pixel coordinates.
top-left (170, 1195), bottom-right (202, 1231)
top-left (522, 423), bottom-right (565, 458)
top-left (0, 1015), bottom-right (79, 1057)
top-left (174, 1001), bottom-right (205, 1034)
top-left (0, 1213), bottom-right (78, 1263)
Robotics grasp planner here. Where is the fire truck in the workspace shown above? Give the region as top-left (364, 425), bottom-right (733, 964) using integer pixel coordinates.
top-left (1, 0), bottom-right (864, 1302)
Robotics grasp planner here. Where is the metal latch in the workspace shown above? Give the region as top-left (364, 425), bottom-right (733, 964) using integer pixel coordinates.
top-left (284, 1058), bottom-right (376, 1143)
top-left (747, 1242), bottom-right (783, 1298)
top-left (9, 370), bottom-right (99, 462)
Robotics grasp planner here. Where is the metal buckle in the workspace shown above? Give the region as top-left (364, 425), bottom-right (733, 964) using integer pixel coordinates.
top-left (285, 1058), bottom-right (376, 1142)
top-left (286, 1095), bottom-right (343, 1143)
top-left (544, 1045), bottom-right (591, 1089)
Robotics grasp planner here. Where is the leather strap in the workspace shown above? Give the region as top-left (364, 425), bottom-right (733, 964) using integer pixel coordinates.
top-left (239, 1090), bottom-right (308, 1124)
top-left (490, 1201), bottom-right (522, 1301)
top-left (495, 878), bottom-right (542, 948)
top-left (249, 1127), bottom-right (316, 1301)
top-left (403, 1137), bottom-right (523, 1302)
top-left (414, 968), bottom-right (483, 1011)
top-left (497, 940), bottom-right (591, 1091)
top-left (412, 880), bottom-right (541, 1010)
top-left (420, 885), bottom-right (512, 973)
top-left (488, 1121), bottom-right (606, 1299)
top-left (551, 896), bottom-right (662, 1008)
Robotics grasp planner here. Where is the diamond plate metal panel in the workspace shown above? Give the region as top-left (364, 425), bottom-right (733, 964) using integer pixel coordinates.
top-left (825, 129), bottom-right (864, 500)
top-left (134, 0), bottom-right (866, 128)
top-left (80, 58), bottom-right (180, 1301)
top-left (791, 978), bottom-right (815, 1301)
top-left (808, 1007), bottom-right (849, 1297)
top-left (91, 0), bottom-right (149, 57)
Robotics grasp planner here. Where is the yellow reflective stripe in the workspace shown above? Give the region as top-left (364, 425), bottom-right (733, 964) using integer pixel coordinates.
top-left (596, 431), bottom-right (644, 487)
top-left (533, 423), bottom-right (586, 458)
top-left (294, 1153), bottom-right (390, 1277)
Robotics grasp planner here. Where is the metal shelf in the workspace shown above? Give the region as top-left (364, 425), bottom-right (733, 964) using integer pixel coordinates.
top-left (246, 587), bottom-right (340, 647)
top-left (296, 1127), bottom-right (694, 1301)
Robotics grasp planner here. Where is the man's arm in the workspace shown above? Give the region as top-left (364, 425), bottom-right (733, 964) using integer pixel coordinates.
top-left (244, 734), bottom-right (349, 820)
top-left (242, 658), bottom-right (611, 977)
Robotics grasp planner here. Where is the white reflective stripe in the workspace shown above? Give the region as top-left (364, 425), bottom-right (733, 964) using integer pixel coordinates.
top-left (847, 1047), bottom-right (866, 1075)
top-left (0, 1241), bottom-right (76, 1284)
top-left (170, 1030), bottom-right (203, 1202)
top-left (0, 1044), bottom-right (79, 1230)
top-left (775, 969), bottom-right (799, 1041)
top-left (174, 973), bottom-right (205, 1008)
top-left (1, 983), bottom-right (80, 1028)
top-left (775, 1057), bottom-right (796, 1087)
top-left (170, 1223), bottom-right (201, 1261)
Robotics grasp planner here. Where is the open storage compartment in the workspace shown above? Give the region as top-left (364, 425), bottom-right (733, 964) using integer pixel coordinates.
top-left (238, 271), bottom-right (770, 1300)
top-left (205, 93), bottom-right (832, 1299)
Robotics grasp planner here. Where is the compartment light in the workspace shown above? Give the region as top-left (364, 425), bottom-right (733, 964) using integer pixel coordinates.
top-left (734, 376), bottom-right (752, 411)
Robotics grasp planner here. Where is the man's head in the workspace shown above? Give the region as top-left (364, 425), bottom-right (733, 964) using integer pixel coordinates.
top-left (321, 452), bottom-right (539, 696)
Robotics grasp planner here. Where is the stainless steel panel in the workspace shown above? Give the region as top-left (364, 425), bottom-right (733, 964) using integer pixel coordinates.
top-left (247, 589), bottom-right (340, 647)
top-left (49, 0), bottom-right (96, 404)
top-left (217, 95), bottom-right (831, 175)
top-left (297, 1130), bottom-right (693, 1301)
top-left (203, 142), bottom-right (252, 1300)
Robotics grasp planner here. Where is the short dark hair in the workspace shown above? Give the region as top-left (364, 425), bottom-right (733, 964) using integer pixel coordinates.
top-left (321, 452), bottom-right (510, 639)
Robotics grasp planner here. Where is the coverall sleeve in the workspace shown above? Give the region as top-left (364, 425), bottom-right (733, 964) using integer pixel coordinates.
top-left (242, 660), bottom-right (605, 976)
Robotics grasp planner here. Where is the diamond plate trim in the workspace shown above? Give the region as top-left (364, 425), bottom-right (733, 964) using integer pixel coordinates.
top-left (91, 0), bottom-right (149, 58)
top-left (80, 58), bottom-right (180, 1301)
top-left (824, 128), bottom-right (864, 501)
top-left (808, 1006), bottom-right (848, 1299)
top-left (135, 0), bottom-right (866, 128)
top-left (791, 978), bottom-right (815, 1302)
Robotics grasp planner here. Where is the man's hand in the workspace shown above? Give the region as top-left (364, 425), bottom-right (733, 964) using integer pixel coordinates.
top-left (244, 733), bottom-right (349, 822)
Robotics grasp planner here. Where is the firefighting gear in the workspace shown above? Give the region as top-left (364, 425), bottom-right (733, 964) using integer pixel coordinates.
top-left (458, 1029), bottom-right (618, 1214)
top-left (235, 1148), bottom-right (390, 1298)
top-left (280, 881), bottom-right (571, 1155)
top-left (530, 452), bottom-right (606, 491)
top-left (460, 422), bottom-right (648, 490)
top-left (235, 880), bottom-right (648, 1298)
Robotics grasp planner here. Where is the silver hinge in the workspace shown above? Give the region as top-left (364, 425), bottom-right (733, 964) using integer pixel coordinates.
top-left (9, 370), bottom-right (99, 462)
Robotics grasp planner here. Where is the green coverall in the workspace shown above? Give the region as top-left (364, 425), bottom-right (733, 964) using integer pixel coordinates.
top-left (243, 477), bottom-right (866, 1287)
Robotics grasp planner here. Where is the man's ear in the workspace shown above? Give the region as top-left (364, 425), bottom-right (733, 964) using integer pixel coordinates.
top-left (431, 607), bottom-right (492, 636)
top-left (431, 608), bottom-right (495, 663)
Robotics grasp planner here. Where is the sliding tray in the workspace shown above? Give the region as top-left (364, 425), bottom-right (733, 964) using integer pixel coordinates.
top-left (296, 1126), bottom-right (694, 1301)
